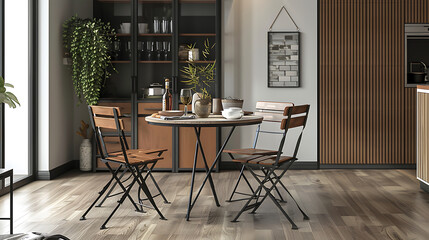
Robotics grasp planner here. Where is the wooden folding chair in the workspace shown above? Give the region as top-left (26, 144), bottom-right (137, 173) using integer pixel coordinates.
top-left (224, 101), bottom-right (294, 203)
top-left (91, 108), bottom-right (170, 211)
top-left (80, 106), bottom-right (167, 229)
top-left (230, 105), bottom-right (310, 229)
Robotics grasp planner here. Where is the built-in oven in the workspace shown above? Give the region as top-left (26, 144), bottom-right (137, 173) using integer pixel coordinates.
top-left (405, 24), bottom-right (429, 87)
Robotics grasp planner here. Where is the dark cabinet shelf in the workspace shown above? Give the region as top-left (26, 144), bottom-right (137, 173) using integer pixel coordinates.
top-left (98, 0), bottom-right (172, 3)
top-left (111, 60), bottom-right (172, 64)
top-left (140, 61), bottom-right (172, 63)
top-left (180, 0), bottom-right (215, 3)
top-left (115, 33), bottom-right (172, 37)
top-left (111, 60), bottom-right (131, 63)
top-left (98, 0), bottom-right (214, 4)
top-left (179, 33), bottom-right (216, 37)
top-left (179, 60), bottom-right (215, 64)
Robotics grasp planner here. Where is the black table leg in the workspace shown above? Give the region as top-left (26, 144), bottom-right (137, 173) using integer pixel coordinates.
top-left (194, 127), bottom-right (220, 207)
top-left (186, 126), bottom-right (236, 220)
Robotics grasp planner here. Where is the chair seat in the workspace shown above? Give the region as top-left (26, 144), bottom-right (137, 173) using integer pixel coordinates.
top-left (109, 148), bottom-right (167, 157)
top-left (104, 154), bottom-right (162, 165)
top-left (232, 155), bottom-right (294, 166)
top-left (223, 148), bottom-right (278, 156)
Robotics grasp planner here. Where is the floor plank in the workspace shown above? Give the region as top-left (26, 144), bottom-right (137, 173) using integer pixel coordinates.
top-left (0, 169), bottom-right (428, 240)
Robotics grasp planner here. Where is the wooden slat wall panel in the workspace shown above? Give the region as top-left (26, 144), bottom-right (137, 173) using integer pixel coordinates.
top-left (319, 0), bottom-right (428, 165)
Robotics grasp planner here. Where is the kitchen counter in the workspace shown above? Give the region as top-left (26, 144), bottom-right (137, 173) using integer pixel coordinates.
top-left (416, 85), bottom-right (429, 192)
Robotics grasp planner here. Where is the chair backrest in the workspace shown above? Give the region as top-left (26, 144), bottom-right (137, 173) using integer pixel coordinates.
top-left (88, 106), bottom-right (129, 161)
top-left (251, 101), bottom-right (294, 148)
top-left (254, 101), bottom-right (294, 123)
top-left (274, 104), bottom-right (310, 165)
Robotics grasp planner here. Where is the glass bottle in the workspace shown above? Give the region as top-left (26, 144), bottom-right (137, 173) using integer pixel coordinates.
top-left (162, 78), bottom-right (172, 111)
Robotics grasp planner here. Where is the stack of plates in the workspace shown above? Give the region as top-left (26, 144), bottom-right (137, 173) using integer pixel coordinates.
top-left (158, 110), bottom-right (184, 117)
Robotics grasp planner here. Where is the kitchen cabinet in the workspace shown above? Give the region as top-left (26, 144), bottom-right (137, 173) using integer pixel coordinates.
top-left (92, 0), bottom-right (222, 172)
top-left (417, 85), bottom-right (429, 192)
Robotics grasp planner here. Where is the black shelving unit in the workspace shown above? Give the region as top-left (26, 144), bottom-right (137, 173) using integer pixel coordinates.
top-left (93, 0), bottom-right (221, 172)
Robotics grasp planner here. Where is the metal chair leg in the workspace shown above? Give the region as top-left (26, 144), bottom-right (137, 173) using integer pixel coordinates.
top-left (100, 171), bottom-right (139, 229)
top-left (251, 167), bottom-right (298, 229)
top-left (262, 168), bottom-right (286, 203)
top-left (80, 166), bottom-right (121, 221)
top-left (146, 164), bottom-right (170, 204)
top-left (266, 190), bottom-right (298, 229)
top-left (106, 163), bottom-right (141, 212)
top-left (135, 166), bottom-right (167, 220)
top-left (96, 167), bottom-right (129, 207)
top-left (231, 167), bottom-right (272, 222)
top-left (226, 154), bottom-right (256, 203)
top-left (272, 171), bottom-right (309, 220)
top-left (226, 164), bottom-right (246, 202)
top-left (230, 184), bottom-right (264, 222)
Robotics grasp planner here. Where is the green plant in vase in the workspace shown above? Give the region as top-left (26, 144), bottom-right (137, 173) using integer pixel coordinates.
top-left (63, 16), bottom-right (116, 106)
top-left (181, 39), bottom-right (216, 117)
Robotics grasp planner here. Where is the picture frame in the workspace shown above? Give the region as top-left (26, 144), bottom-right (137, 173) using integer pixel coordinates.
top-left (268, 31), bottom-right (300, 88)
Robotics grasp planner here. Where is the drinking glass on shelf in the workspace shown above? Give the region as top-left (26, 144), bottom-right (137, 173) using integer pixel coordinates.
top-left (112, 41), bottom-right (121, 60)
top-left (155, 41), bottom-right (163, 60)
top-left (153, 17), bottom-right (161, 33)
top-left (137, 41), bottom-right (144, 60)
top-left (163, 41), bottom-right (171, 60)
top-left (126, 41), bottom-right (132, 60)
top-left (146, 41), bottom-right (153, 60)
top-left (161, 17), bottom-right (170, 34)
top-left (180, 89), bottom-right (192, 116)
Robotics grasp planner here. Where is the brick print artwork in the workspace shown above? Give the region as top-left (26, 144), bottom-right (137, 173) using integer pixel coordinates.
top-left (268, 32), bottom-right (300, 87)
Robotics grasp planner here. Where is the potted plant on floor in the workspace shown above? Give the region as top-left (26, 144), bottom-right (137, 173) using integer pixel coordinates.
top-left (63, 16), bottom-right (116, 105)
top-left (76, 120), bottom-right (93, 171)
top-left (181, 39), bottom-right (216, 118)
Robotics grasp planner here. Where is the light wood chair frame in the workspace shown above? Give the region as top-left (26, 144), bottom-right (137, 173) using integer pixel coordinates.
top-left (230, 105), bottom-right (311, 230)
top-left (80, 106), bottom-right (167, 229)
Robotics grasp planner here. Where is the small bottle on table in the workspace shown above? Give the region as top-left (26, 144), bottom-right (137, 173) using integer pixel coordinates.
top-left (162, 78), bottom-right (172, 111)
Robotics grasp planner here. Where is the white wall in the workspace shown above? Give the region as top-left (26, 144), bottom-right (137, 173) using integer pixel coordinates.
top-left (222, 0), bottom-right (317, 162)
top-left (38, 0), bottom-right (50, 172)
top-left (38, 0), bottom-right (93, 172)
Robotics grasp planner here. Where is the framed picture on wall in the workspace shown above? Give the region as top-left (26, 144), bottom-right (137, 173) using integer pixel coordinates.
top-left (268, 31), bottom-right (300, 88)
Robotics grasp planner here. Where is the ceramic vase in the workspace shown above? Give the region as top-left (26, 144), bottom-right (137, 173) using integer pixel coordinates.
top-left (80, 139), bottom-right (92, 171)
top-left (192, 92), bottom-right (201, 113)
top-left (194, 99), bottom-right (211, 118)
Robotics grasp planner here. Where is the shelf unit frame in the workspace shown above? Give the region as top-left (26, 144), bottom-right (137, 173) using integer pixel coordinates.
top-left (93, 0), bottom-right (222, 172)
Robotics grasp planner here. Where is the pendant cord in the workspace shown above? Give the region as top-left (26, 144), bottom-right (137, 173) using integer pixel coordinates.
top-left (269, 5), bottom-right (299, 31)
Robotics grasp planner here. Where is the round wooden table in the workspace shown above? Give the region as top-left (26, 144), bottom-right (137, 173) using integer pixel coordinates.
top-left (145, 115), bottom-right (263, 220)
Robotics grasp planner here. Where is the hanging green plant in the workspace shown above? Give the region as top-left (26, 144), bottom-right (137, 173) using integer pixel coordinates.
top-left (63, 16), bottom-right (116, 105)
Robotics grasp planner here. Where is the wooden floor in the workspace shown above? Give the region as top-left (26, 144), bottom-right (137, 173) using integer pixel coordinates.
top-left (0, 169), bottom-right (428, 240)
